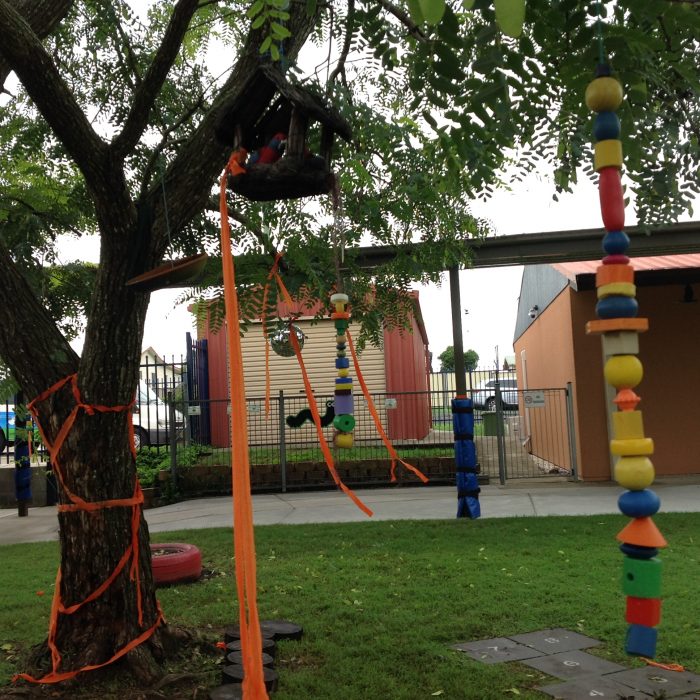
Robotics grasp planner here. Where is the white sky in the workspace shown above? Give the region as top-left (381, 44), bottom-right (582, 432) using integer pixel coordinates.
top-left (418, 171), bottom-right (604, 370)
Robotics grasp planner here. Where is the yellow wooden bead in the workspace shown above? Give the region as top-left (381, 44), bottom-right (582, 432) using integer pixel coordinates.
top-left (585, 77), bottom-right (624, 111)
top-left (334, 432), bottom-right (353, 449)
top-left (597, 282), bottom-right (636, 299)
top-left (604, 355), bottom-right (643, 389)
top-left (594, 139), bottom-right (623, 171)
top-left (610, 437), bottom-right (654, 456)
top-left (335, 302), bottom-right (346, 313)
top-left (338, 369), bottom-right (349, 377)
top-left (614, 456), bottom-right (654, 490)
top-left (612, 410), bottom-right (645, 440)
top-left (336, 335), bottom-right (346, 344)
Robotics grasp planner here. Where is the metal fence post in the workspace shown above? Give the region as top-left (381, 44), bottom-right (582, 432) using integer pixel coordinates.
top-left (495, 382), bottom-right (507, 485)
top-left (565, 382), bottom-right (579, 481)
top-left (168, 391), bottom-right (178, 489)
top-left (278, 389), bottom-right (287, 493)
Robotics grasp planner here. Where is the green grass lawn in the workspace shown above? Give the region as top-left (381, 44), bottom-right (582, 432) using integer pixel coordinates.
top-left (1, 513), bottom-right (699, 698)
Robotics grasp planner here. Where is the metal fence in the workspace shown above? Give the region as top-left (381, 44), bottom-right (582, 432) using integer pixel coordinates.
top-left (0, 357), bottom-right (576, 497)
top-left (167, 382), bottom-right (576, 495)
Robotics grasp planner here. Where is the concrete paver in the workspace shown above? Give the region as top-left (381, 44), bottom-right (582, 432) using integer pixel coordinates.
top-left (1, 478), bottom-right (699, 546)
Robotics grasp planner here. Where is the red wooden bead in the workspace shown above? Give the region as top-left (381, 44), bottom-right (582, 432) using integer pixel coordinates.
top-left (599, 166), bottom-right (625, 231)
top-left (603, 254), bottom-right (630, 265)
top-left (626, 596), bottom-right (661, 627)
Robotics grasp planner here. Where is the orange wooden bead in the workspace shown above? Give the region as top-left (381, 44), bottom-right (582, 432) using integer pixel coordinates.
top-left (596, 263), bottom-right (635, 287)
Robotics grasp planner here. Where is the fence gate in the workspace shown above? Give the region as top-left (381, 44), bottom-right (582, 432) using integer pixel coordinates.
top-left (186, 332), bottom-right (211, 446)
top-left (484, 383), bottom-right (578, 482)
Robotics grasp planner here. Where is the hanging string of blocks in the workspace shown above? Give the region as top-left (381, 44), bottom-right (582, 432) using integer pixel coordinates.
top-left (584, 62), bottom-right (667, 658)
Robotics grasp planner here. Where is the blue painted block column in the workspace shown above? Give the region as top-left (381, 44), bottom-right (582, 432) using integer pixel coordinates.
top-left (452, 397), bottom-right (480, 519)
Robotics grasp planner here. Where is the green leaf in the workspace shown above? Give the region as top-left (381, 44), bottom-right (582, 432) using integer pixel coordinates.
top-left (270, 43), bottom-right (280, 61)
top-left (494, 0), bottom-right (526, 38)
top-left (252, 14), bottom-right (266, 29)
top-left (259, 35), bottom-right (272, 54)
top-left (270, 22), bottom-right (291, 38)
top-left (407, 0), bottom-right (424, 25)
top-left (247, 0), bottom-right (264, 19)
top-left (418, 0), bottom-right (446, 25)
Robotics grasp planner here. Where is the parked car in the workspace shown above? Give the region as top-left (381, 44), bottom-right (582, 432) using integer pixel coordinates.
top-left (132, 382), bottom-right (185, 449)
top-left (471, 378), bottom-right (519, 411)
top-left (0, 384), bottom-right (183, 453)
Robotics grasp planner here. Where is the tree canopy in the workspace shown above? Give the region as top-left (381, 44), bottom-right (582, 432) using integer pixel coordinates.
top-left (438, 345), bottom-right (480, 371)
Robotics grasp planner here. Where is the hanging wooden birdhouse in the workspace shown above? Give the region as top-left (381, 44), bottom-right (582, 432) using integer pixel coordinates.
top-left (216, 64), bottom-right (352, 201)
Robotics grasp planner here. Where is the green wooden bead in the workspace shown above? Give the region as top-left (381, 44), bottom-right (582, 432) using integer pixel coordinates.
top-left (622, 556), bottom-right (662, 598)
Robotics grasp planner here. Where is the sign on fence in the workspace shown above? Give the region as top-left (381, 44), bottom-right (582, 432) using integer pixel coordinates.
top-left (523, 390), bottom-right (546, 408)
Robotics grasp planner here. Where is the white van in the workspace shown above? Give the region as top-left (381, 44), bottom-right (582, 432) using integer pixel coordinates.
top-left (132, 382), bottom-right (185, 449)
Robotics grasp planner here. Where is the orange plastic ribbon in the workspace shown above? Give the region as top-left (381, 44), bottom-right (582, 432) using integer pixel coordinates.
top-left (642, 657), bottom-right (686, 672)
top-left (346, 331), bottom-right (428, 484)
top-left (220, 164), bottom-right (268, 699)
top-left (262, 252), bottom-right (285, 419)
top-left (288, 329), bottom-right (373, 517)
top-left (14, 374), bottom-right (161, 685)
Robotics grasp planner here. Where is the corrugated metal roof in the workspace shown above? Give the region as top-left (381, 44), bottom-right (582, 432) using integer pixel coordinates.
top-left (552, 253), bottom-right (700, 281)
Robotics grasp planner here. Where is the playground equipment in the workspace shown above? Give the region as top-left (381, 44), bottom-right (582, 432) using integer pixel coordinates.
top-left (584, 31), bottom-right (666, 657)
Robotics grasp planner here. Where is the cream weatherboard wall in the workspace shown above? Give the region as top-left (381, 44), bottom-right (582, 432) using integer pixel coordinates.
top-left (206, 316), bottom-right (387, 448)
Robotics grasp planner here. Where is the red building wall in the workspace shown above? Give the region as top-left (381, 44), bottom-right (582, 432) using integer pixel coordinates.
top-left (384, 295), bottom-right (432, 440)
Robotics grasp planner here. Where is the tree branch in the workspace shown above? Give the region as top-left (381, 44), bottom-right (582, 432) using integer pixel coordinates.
top-left (0, 0), bottom-right (108, 183)
top-left (111, 0), bottom-right (201, 159)
top-left (139, 94), bottom-right (206, 198)
top-left (375, 0), bottom-right (426, 42)
top-left (0, 0), bottom-right (74, 89)
top-left (329, 0), bottom-right (355, 85)
top-left (0, 237), bottom-right (79, 400)
top-left (207, 198), bottom-right (286, 268)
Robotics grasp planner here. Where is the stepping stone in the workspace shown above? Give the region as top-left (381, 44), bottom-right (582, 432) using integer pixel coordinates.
top-left (224, 619), bottom-right (303, 642)
top-left (509, 628), bottom-right (602, 654)
top-left (451, 637), bottom-right (545, 664)
top-left (606, 666), bottom-right (700, 698)
top-left (209, 685), bottom-right (243, 700)
top-left (226, 637), bottom-right (277, 659)
top-left (221, 664), bottom-right (279, 692)
top-left (538, 675), bottom-right (652, 698)
top-left (226, 650), bottom-right (275, 668)
top-left (521, 649), bottom-right (626, 680)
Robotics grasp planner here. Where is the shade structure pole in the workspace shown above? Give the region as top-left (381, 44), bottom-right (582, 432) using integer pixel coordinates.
top-left (449, 268), bottom-right (481, 519)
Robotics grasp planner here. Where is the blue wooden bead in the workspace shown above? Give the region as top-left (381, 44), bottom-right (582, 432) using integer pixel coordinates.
top-left (625, 624), bottom-right (657, 657)
top-left (593, 111), bottom-right (621, 141)
top-left (335, 357), bottom-right (350, 369)
top-left (619, 543), bottom-right (658, 559)
top-left (596, 295), bottom-right (638, 319)
top-left (602, 230), bottom-right (630, 255)
top-left (618, 489), bottom-right (660, 518)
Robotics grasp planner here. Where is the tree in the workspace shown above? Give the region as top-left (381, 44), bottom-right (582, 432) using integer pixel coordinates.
top-left (0, 0), bottom-right (697, 687)
top-left (438, 346), bottom-right (480, 372)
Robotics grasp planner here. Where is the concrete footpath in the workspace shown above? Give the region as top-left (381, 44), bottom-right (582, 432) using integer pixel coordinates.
top-left (1, 477), bottom-right (699, 546)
